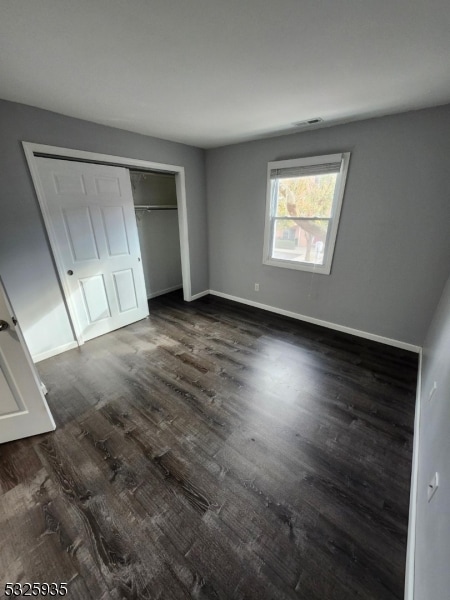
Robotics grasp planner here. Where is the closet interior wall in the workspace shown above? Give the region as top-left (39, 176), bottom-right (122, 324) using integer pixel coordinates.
top-left (130, 170), bottom-right (183, 299)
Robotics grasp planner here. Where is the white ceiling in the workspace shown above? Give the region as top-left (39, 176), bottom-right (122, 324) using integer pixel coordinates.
top-left (1, 0), bottom-right (450, 148)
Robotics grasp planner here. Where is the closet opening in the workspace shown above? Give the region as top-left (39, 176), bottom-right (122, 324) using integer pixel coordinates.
top-left (130, 169), bottom-right (183, 301)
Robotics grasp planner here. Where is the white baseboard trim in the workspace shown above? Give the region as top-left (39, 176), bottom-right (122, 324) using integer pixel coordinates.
top-left (404, 349), bottom-right (422, 600)
top-left (32, 341), bottom-right (79, 363)
top-left (189, 289), bottom-right (210, 301)
top-left (147, 284), bottom-right (183, 300)
top-left (209, 290), bottom-right (421, 353)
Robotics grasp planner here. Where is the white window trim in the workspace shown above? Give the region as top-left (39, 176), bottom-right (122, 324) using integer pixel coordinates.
top-left (263, 152), bottom-right (351, 275)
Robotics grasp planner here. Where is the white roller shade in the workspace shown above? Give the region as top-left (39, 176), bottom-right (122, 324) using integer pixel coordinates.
top-left (270, 158), bottom-right (342, 179)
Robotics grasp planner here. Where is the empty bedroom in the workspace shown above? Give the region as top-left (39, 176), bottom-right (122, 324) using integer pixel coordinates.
top-left (1, 1), bottom-right (450, 599)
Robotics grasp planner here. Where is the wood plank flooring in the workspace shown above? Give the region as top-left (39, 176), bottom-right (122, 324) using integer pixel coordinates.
top-left (0, 292), bottom-right (418, 599)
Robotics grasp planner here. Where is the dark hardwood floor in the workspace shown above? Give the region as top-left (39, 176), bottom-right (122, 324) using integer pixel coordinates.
top-left (0, 292), bottom-right (418, 599)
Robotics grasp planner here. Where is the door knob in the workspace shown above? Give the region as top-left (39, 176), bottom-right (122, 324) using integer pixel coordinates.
top-left (67, 270), bottom-right (74, 276)
top-left (0, 320), bottom-right (9, 332)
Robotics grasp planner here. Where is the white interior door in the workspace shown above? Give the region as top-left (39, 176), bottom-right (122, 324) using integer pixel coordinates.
top-left (35, 158), bottom-right (149, 342)
top-left (0, 278), bottom-right (55, 444)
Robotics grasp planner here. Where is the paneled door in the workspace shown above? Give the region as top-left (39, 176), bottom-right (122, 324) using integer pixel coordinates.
top-left (0, 278), bottom-right (55, 443)
top-left (35, 158), bottom-right (149, 342)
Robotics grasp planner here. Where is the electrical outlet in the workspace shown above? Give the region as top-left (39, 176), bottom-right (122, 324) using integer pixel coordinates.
top-left (428, 472), bottom-right (439, 502)
top-left (254, 283), bottom-right (260, 292)
top-left (429, 381), bottom-right (437, 401)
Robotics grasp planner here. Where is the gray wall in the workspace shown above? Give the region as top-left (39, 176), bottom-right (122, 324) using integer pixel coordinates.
top-left (0, 100), bottom-right (207, 358)
top-left (136, 211), bottom-right (182, 298)
top-left (206, 105), bottom-right (450, 346)
top-left (414, 271), bottom-right (450, 598)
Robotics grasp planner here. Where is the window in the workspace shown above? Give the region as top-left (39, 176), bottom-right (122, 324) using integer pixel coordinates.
top-left (263, 152), bottom-right (350, 274)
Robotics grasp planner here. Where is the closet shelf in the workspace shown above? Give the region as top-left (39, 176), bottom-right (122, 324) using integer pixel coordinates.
top-left (134, 204), bottom-right (178, 211)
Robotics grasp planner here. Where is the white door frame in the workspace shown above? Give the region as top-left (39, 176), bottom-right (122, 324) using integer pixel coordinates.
top-left (23, 142), bottom-right (192, 345)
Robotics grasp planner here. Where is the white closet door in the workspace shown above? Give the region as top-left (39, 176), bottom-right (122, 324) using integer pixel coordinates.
top-left (0, 278), bottom-right (55, 443)
top-left (35, 158), bottom-right (148, 342)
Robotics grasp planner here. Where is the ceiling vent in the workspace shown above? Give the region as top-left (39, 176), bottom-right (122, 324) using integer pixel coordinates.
top-left (293, 118), bottom-right (323, 127)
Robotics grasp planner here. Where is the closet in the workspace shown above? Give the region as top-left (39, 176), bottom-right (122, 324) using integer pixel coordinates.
top-left (130, 170), bottom-right (183, 299)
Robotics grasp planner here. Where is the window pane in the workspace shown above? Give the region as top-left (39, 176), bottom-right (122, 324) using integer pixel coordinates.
top-left (271, 218), bottom-right (330, 265)
top-left (274, 173), bottom-right (338, 218)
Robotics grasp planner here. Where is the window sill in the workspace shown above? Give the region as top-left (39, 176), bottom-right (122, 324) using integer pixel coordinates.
top-left (263, 256), bottom-right (331, 274)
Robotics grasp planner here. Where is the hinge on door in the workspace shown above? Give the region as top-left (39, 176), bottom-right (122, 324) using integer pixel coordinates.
top-left (12, 317), bottom-right (18, 326)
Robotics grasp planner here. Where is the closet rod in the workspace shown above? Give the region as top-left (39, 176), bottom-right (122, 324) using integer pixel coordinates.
top-left (134, 204), bottom-right (178, 211)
